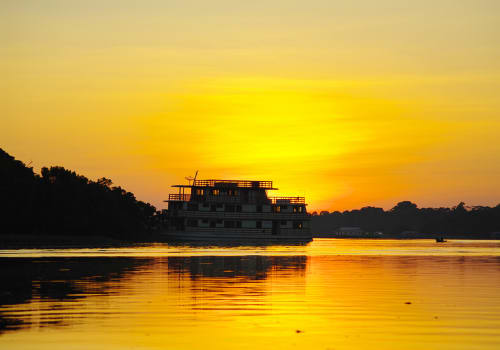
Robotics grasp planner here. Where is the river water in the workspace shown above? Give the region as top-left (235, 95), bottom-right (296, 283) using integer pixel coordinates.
top-left (1, 239), bottom-right (499, 350)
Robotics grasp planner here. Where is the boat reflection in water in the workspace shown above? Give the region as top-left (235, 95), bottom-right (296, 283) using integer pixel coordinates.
top-left (1, 239), bottom-right (500, 350)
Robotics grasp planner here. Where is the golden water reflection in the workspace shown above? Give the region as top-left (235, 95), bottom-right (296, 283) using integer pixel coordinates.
top-left (1, 240), bottom-right (500, 350)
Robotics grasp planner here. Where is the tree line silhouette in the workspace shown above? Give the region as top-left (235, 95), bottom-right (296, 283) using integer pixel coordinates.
top-left (311, 200), bottom-right (500, 238)
top-left (2, 148), bottom-right (499, 240)
top-left (1, 148), bottom-right (162, 239)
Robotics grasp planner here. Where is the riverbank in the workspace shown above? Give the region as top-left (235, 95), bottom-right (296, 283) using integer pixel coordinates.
top-left (0, 233), bottom-right (179, 249)
top-left (1, 233), bottom-right (498, 250)
top-left (0, 234), bottom-right (137, 249)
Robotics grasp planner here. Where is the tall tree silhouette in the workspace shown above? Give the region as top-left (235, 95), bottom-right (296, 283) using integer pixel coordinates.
top-left (1, 148), bottom-right (160, 239)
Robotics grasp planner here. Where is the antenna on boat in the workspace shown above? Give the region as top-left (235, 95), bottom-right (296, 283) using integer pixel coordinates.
top-left (185, 170), bottom-right (199, 186)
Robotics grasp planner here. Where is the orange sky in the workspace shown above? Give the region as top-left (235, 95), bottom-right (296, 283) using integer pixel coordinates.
top-left (2, 1), bottom-right (500, 211)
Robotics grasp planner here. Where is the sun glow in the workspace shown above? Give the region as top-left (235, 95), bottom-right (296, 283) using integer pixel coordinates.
top-left (3, 1), bottom-right (500, 211)
top-left (133, 77), bottom-right (449, 210)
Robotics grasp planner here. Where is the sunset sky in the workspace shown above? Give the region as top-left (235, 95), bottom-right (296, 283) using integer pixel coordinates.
top-left (2, 0), bottom-right (500, 211)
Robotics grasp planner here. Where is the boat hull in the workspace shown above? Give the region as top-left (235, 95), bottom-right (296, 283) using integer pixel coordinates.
top-left (161, 230), bottom-right (312, 243)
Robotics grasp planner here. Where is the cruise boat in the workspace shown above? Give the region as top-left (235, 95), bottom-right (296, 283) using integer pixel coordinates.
top-left (165, 178), bottom-right (312, 241)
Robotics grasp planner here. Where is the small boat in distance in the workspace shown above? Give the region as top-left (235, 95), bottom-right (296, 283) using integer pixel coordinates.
top-left (164, 178), bottom-right (312, 242)
top-left (435, 237), bottom-right (447, 243)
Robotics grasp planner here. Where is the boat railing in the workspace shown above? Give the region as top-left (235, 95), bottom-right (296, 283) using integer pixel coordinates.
top-left (180, 211), bottom-right (309, 219)
top-left (269, 196), bottom-right (305, 204)
top-left (168, 194), bottom-right (305, 204)
top-left (168, 194), bottom-right (191, 201)
top-left (193, 179), bottom-right (274, 189)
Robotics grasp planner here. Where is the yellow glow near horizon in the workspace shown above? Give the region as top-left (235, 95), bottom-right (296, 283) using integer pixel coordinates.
top-left (133, 76), bottom-right (456, 210)
top-left (2, 1), bottom-right (500, 211)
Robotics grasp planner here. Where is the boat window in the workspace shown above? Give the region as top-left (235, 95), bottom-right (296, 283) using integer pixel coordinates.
top-left (216, 203), bottom-right (223, 208)
top-left (293, 221), bottom-right (303, 229)
top-left (280, 220), bottom-right (287, 225)
top-left (216, 219), bottom-right (223, 224)
top-left (256, 205), bottom-right (262, 213)
top-left (236, 205), bottom-right (242, 212)
top-left (202, 219), bottom-right (209, 224)
top-left (224, 221), bottom-right (235, 228)
top-left (236, 221), bottom-right (242, 228)
top-left (256, 221), bottom-right (262, 229)
top-left (187, 219), bottom-right (198, 227)
top-left (225, 205), bottom-right (235, 212)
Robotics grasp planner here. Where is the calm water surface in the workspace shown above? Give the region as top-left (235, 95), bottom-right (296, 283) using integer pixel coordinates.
top-left (1, 239), bottom-right (499, 350)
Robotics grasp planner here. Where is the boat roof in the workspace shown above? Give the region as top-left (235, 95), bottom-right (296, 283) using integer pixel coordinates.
top-left (172, 179), bottom-right (278, 190)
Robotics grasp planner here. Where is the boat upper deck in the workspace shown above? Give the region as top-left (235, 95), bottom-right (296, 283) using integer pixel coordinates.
top-left (167, 194), bottom-right (306, 204)
top-left (173, 179), bottom-right (277, 190)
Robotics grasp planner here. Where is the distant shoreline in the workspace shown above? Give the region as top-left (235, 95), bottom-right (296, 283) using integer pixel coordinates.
top-left (312, 233), bottom-right (498, 239)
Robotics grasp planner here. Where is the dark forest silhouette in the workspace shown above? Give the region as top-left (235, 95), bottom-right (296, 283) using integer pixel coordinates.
top-left (1, 148), bottom-right (162, 239)
top-left (2, 148), bottom-right (499, 240)
top-left (311, 201), bottom-right (500, 238)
